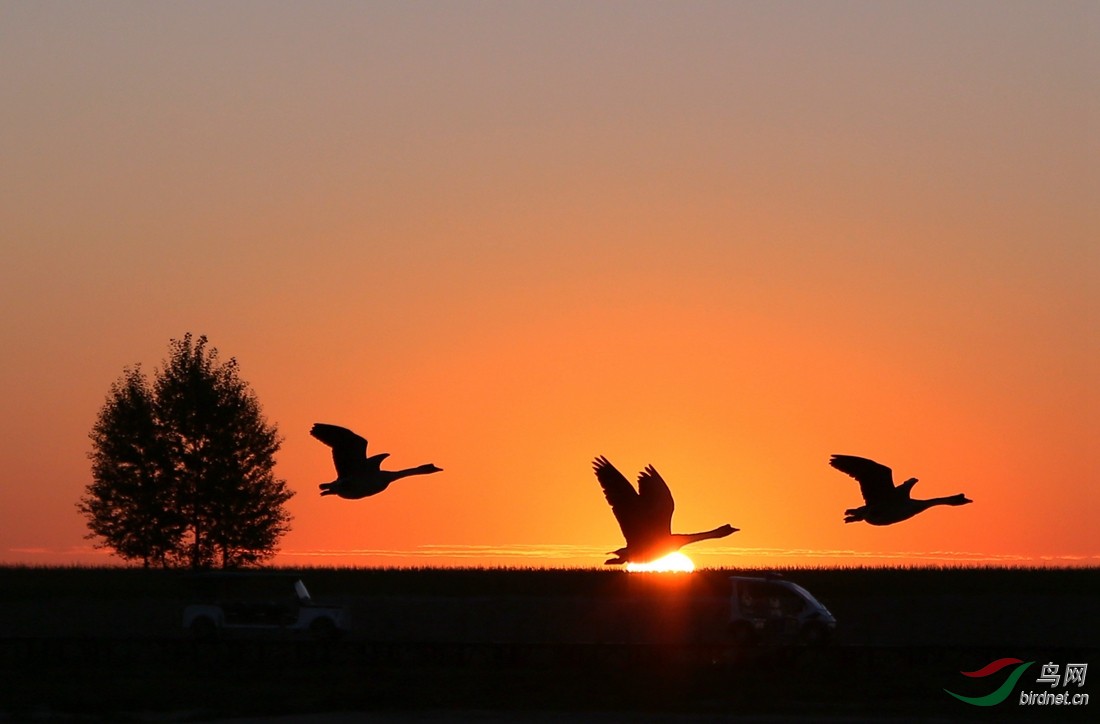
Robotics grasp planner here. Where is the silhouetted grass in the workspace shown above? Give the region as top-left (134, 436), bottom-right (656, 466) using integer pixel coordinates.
top-left (744, 564), bottom-right (1100, 599)
top-left (1, 563), bottom-right (1095, 601)
top-left (0, 564), bottom-right (188, 600)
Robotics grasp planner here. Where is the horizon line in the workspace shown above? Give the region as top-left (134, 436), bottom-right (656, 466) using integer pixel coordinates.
top-left (8, 544), bottom-right (1095, 566)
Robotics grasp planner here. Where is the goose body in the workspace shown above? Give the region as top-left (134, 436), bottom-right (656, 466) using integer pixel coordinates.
top-left (311, 423), bottom-right (441, 500)
top-left (592, 456), bottom-right (737, 565)
top-left (829, 454), bottom-right (971, 525)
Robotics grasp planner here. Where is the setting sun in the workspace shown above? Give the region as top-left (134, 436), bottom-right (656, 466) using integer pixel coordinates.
top-left (625, 552), bottom-right (695, 573)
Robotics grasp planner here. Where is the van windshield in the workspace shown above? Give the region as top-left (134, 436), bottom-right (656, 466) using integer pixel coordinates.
top-left (786, 582), bottom-right (825, 610)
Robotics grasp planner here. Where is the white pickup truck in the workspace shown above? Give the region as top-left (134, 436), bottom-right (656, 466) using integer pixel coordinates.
top-left (183, 573), bottom-right (350, 640)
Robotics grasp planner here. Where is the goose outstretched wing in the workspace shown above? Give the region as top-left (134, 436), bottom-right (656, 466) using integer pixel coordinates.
top-left (829, 454), bottom-right (895, 505)
top-left (311, 423), bottom-right (369, 477)
top-left (636, 465), bottom-right (675, 535)
top-left (593, 456), bottom-right (644, 542)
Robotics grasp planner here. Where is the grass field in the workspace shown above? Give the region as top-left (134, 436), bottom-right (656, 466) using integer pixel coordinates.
top-left (1, 565), bottom-right (1096, 721)
top-left (3, 562), bottom-right (1097, 599)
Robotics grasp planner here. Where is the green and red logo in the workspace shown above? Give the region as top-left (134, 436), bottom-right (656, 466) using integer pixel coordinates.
top-left (945, 657), bottom-right (1034, 706)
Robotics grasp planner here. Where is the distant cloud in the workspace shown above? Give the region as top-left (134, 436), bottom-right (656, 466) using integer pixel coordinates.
top-left (275, 544), bottom-right (1100, 566)
top-left (279, 543), bottom-right (610, 560)
top-left (690, 546), bottom-right (1043, 563)
top-left (9, 544), bottom-right (1096, 567)
top-left (3, 545), bottom-right (115, 564)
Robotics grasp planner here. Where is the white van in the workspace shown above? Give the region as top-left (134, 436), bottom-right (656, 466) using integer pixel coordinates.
top-left (728, 575), bottom-right (836, 645)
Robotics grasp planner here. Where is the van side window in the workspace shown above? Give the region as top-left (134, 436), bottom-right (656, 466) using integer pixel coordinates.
top-left (739, 582), bottom-right (768, 616)
top-left (767, 584), bottom-right (805, 615)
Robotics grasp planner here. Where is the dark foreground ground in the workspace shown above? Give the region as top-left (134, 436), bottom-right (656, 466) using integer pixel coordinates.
top-left (0, 566), bottom-right (1096, 722)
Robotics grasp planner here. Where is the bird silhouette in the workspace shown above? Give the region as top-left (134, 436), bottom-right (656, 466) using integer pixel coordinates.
top-left (592, 456), bottom-right (737, 565)
top-left (311, 423), bottom-right (441, 500)
top-left (829, 454), bottom-right (972, 525)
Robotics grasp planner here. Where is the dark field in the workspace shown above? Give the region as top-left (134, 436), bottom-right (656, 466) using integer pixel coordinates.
top-left (1, 566), bottom-right (1096, 722)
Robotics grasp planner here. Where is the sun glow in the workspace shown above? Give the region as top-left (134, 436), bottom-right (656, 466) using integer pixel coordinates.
top-left (625, 552), bottom-right (695, 573)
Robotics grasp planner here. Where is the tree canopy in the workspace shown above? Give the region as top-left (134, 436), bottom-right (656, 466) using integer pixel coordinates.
top-left (79, 334), bottom-right (293, 568)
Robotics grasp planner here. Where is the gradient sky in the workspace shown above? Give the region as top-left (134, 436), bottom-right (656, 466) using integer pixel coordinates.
top-left (2, 1), bottom-right (1096, 568)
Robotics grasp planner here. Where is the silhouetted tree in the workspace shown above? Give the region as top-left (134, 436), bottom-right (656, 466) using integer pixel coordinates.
top-left (79, 367), bottom-right (182, 567)
top-left (79, 334), bottom-right (293, 568)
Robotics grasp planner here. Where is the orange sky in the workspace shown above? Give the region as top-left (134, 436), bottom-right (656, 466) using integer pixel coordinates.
top-left (1, 2), bottom-right (1096, 568)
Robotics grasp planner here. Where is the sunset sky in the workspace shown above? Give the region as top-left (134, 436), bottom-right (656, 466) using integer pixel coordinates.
top-left (2, 1), bottom-right (1096, 569)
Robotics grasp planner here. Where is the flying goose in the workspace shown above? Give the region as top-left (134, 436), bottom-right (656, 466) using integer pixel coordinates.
top-left (829, 454), bottom-right (971, 525)
top-left (592, 456), bottom-right (737, 565)
top-left (311, 423), bottom-right (441, 500)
